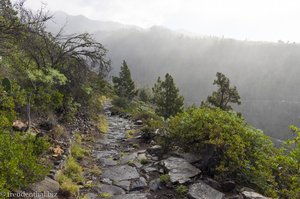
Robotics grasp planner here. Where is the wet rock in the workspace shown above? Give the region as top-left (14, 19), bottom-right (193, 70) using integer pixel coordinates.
top-left (172, 152), bottom-right (201, 163)
top-left (162, 156), bottom-right (201, 183)
top-left (242, 191), bottom-right (271, 199)
top-left (147, 145), bottom-right (163, 156)
top-left (203, 178), bottom-right (222, 191)
top-left (94, 184), bottom-right (125, 195)
top-left (143, 166), bottom-right (158, 173)
top-left (101, 158), bottom-right (118, 166)
top-left (131, 177), bottom-right (147, 191)
top-left (134, 120), bottom-right (143, 126)
top-left (111, 193), bottom-right (149, 199)
top-left (30, 177), bottom-right (59, 196)
top-left (86, 193), bottom-right (97, 199)
top-left (102, 165), bottom-right (140, 181)
top-left (188, 181), bottom-right (225, 199)
top-left (114, 180), bottom-right (131, 191)
top-left (101, 178), bottom-right (113, 185)
top-left (120, 152), bottom-right (138, 164)
top-left (221, 181), bottom-right (236, 192)
top-left (149, 178), bottom-right (161, 191)
top-left (95, 150), bottom-right (119, 159)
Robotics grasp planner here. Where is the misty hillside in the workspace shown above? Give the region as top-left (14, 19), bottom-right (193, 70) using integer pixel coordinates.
top-left (47, 12), bottom-right (300, 140)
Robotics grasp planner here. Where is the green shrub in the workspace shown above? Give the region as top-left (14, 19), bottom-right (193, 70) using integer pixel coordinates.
top-left (0, 131), bottom-right (49, 194)
top-left (168, 107), bottom-right (277, 197)
top-left (112, 97), bottom-right (130, 109)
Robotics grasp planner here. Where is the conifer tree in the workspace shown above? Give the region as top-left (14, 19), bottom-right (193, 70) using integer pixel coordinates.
top-left (152, 73), bottom-right (184, 118)
top-left (204, 72), bottom-right (241, 110)
top-left (112, 60), bottom-right (137, 99)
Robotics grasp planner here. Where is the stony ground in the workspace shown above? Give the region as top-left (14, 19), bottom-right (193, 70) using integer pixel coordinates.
top-left (31, 102), bottom-right (270, 199)
top-left (77, 103), bottom-right (268, 199)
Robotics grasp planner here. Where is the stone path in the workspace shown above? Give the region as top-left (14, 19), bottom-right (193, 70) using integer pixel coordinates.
top-left (88, 103), bottom-right (201, 198)
top-left (84, 103), bottom-right (269, 199)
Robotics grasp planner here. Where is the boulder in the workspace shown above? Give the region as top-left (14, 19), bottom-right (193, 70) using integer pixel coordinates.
top-left (130, 177), bottom-right (147, 191)
top-left (147, 145), bottom-right (164, 156)
top-left (30, 177), bottom-right (59, 198)
top-left (94, 184), bottom-right (125, 195)
top-left (112, 193), bottom-right (149, 199)
top-left (149, 178), bottom-right (161, 191)
top-left (242, 191), bottom-right (271, 199)
top-left (221, 180), bottom-right (236, 192)
top-left (162, 156), bottom-right (201, 183)
top-left (114, 180), bottom-right (131, 191)
top-left (102, 165), bottom-right (140, 181)
top-left (188, 181), bottom-right (225, 199)
top-left (13, 120), bottom-right (28, 131)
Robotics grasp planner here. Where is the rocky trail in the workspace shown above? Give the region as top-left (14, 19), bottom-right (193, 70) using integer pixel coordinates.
top-left (73, 103), bottom-right (269, 199)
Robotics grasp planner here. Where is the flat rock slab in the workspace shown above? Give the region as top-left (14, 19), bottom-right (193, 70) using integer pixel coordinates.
top-left (120, 152), bottom-right (138, 164)
top-left (102, 165), bottom-right (140, 181)
top-left (94, 150), bottom-right (119, 159)
top-left (30, 177), bottom-right (59, 197)
top-left (95, 184), bottom-right (125, 195)
top-left (242, 191), bottom-right (271, 199)
top-left (111, 193), bottom-right (149, 199)
top-left (114, 180), bottom-right (131, 191)
top-left (189, 181), bottom-right (225, 199)
top-left (162, 156), bottom-right (201, 183)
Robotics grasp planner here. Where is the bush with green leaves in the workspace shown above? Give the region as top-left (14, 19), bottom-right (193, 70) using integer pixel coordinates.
top-left (0, 131), bottom-right (49, 194)
top-left (168, 107), bottom-right (278, 197)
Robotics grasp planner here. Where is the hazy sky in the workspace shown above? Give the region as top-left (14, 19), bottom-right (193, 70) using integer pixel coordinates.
top-left (17, 0), bottom-right (300, 42)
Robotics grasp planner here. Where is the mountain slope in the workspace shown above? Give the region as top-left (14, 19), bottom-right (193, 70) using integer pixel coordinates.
top-left (47, 12), bottom-right (300, 140)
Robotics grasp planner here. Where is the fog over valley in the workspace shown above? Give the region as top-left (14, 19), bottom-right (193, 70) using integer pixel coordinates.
top-left (45, 11), bottom-right (300, 140)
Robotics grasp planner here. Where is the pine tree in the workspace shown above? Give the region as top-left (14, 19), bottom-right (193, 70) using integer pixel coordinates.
top-left (204, 72), bottom-right (241, 110)
top-left (152, 73), bottom-right (184, 118)
top-left (112, 60), bottom-right (136, 99)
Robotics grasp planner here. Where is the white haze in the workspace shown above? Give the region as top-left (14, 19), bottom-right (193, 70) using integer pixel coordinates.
top-left (17, 0), bottom-right (300, 42)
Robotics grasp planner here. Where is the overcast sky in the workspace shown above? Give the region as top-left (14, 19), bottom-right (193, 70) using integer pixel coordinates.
top-left (17, 0), bottom-right (300, 42)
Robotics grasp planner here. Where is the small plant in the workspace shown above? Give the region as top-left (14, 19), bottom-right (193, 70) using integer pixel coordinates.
top-left (127, 160), bottom-right (135, 166)
top-left (64, 157), bottom-right (83, 183)
top-left (160, 174), bottom-right (171, 183)
top-left (52, 125), bottom-right (67, 139)
top-left (176, 185), bottom-right (188, 198)
top-left (96, 114), bottom-right (108, 133)
top-left (60, 178), bottom-right (79, 197)
top-left (90, 165), bottom-right (102, 175)
top-left (140, 158), bottom-right (149, 165)
top-left (71, 144), bottom-right (89, 160)
top-left (99, 192), bottom-right (112, 198)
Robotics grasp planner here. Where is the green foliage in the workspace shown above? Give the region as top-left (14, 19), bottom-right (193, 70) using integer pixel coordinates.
top-left (64, 157), bottom-right (84, 183)
top-left (152, 73), bottom-right (184, 119)
top-left (0, 77), bottom-right (26, 127)
top-left (96, 114), bottom-right (108, 134)
top-left (112, 96), bottom-right (130, 109)
top-left (175, 185), bottom-right (188, 198)
top-left (2, 77), bottom-right (11, 92)
top-left (99, 192), bottom-right (112, 198)
top-left (112, 60), bottom-right (137, 99)
top-left (160, 174), bottom-right (171, 183)
top-left (0, 131), bottom-right (49, 194)
top-left (168, 107), bottom-right (277, 197)
top-left (138, 88), bottom-right (151, 102)
top-left (204, 72), bottom-right (241, 110)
